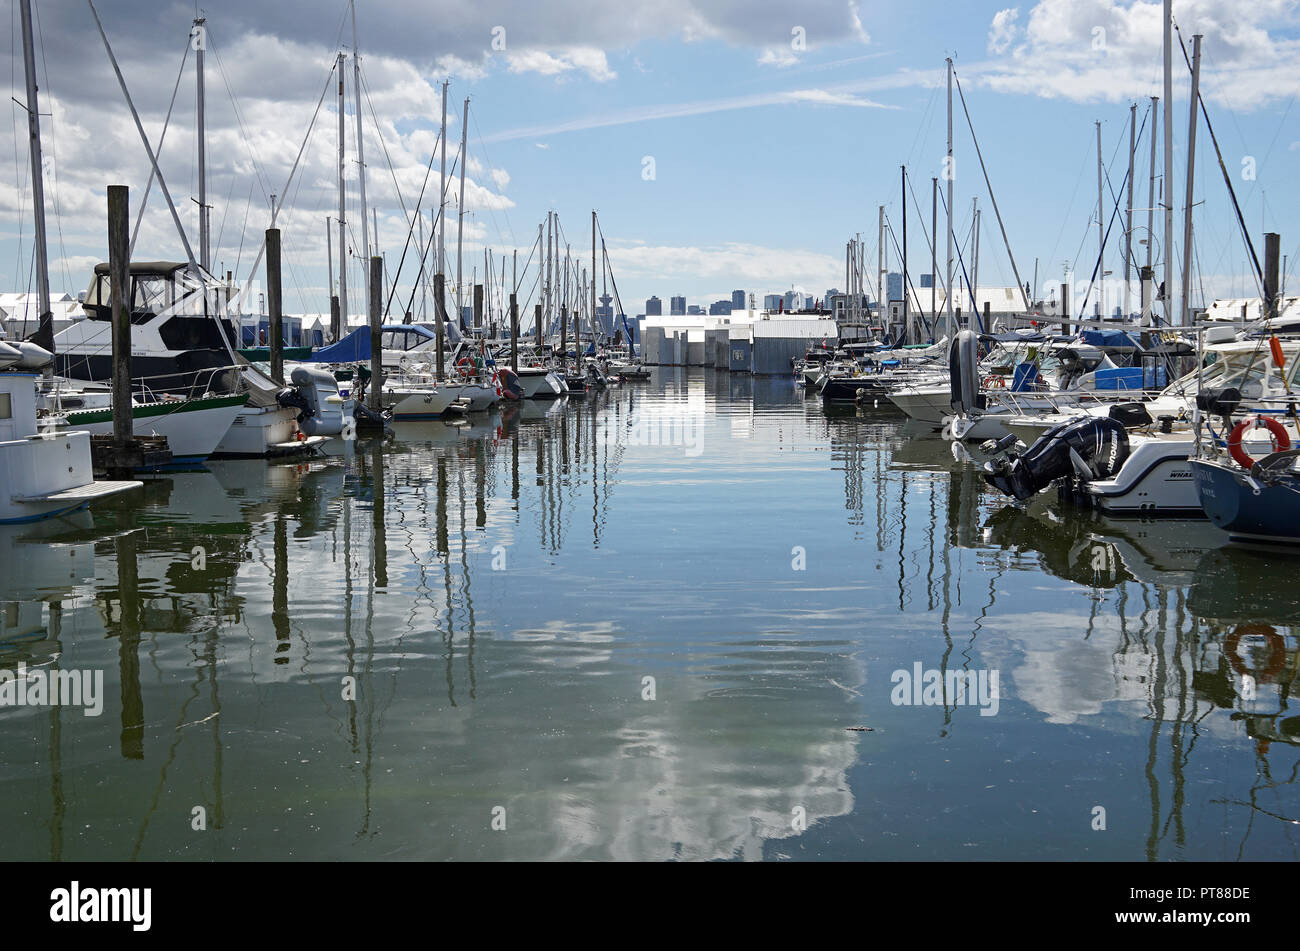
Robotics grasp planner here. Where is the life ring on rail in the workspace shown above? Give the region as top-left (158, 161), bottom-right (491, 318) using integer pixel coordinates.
top-left (981, 374), bottom-right (1005, 390)
top-left (1227, 415), bottom-right (1290, 470)
top-left (456, 356), bottom-right (476, 378)
top-left (1225, 624), bottom-right (1287, 681)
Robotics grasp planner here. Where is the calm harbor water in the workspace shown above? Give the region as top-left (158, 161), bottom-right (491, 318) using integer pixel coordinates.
top-left (3, 368), bottom-right (1298, 861)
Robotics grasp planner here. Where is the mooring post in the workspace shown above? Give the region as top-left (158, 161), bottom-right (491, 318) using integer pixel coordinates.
top-left (369, 255), bottom-right (382, 412)
top-left (509, 293), bottom-right (519, 372)
top-left (266, 227), bottom-right (283, 386)
top-left (434, 272), bottom-right (446, 382)
top-left (1060, 283), bottom-right (1070, 336)
top-left (473, 283), bottom-right (483, 335)
top-left (108, 184), bottom-right (132, 446)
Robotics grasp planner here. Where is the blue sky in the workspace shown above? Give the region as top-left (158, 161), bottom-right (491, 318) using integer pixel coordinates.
top-left (2, 0), bottom-right (1298, 323)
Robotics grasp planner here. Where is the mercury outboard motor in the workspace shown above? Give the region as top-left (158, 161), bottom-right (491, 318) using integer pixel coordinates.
top-left (982, 416), bottom-right (1130, 501)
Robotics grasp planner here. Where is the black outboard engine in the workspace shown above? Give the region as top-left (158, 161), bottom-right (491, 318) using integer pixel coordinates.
top-left (982, 416), bottom-right (1130, 501)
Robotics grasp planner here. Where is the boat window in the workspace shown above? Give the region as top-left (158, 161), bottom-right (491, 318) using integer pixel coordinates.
top-left (132, 276), bottom-right (172, 314)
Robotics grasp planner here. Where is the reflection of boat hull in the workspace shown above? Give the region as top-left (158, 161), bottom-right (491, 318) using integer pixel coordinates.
top-left (1192, 458), bottom-right (1300, 544)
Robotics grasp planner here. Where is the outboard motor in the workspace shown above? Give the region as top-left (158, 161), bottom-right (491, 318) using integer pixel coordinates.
top-left (982, 416), bottom-right (1130, 501)
top-left (948, 329), bottom-right (985, 415)
top-left (276, 365), bottom-right (347, 436)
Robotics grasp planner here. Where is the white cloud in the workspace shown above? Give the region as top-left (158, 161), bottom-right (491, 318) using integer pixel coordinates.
top-left (977, 0), bottom-right (1300, 108)
top-left (506, 47), bottom-right (616, 82)
top-left (758, 47), bottom-right (800, 68)
top-left (988, 8), bottom-right (1021, 55)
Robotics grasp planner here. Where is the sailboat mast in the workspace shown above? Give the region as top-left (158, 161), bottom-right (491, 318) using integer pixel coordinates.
top-left (1162, 0), bottom-right (1174, 324)
top-left (1147, 96), bottom-right (1158, 274)
top-left (945, 57), bottom-right (954, 326)
top-left (456, 96), bottom-right (469, 324)
top-left (18, 0), bottom-right (51, 351)
top-left (1124, 103), bottom-right (1136, 317)
top-left (352, 2), bottom-right (370, 307)
top-left (438, 80), bottom-right (448, 291)
top-left (194, 16), bottom-right (209, 272)
top-left (1181, 34), bottom-right (1203, 327)
top-left (591, 211), bottom-right (597, 347)
top-left (1096, 120), bottom-right (1104, 318)
top-left (336, 52), bottom-right (348, 333)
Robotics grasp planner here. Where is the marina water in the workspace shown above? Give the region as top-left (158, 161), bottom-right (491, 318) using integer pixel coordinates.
top-left (1, 370), bottom-right (1295, 861)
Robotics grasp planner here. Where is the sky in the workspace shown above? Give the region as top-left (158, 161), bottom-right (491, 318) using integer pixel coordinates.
top-left (1, 0), bottom-right (1298, 327)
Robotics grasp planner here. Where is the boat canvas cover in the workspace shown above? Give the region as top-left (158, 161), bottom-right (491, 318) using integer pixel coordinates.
top-left (308, 326), bottom-right (370, 362)
top-left (1080, 329), bottom-right (1141, 350)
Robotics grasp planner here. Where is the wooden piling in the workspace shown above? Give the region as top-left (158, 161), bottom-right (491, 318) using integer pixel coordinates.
top-left (473, 283), bottom-right (483, 333)
top-left (434, 272), bottom-right (446, 381)
top-left (1264, 233), bottom-right (1281, 322)
top-left (369, 255), bottom-right (382, 412)
top-left (266, 227), bottom-right (283, 385)
top-left (509, 293), bottom-right (519, 372)
top-left (108, 185), bottom-right (131, 445)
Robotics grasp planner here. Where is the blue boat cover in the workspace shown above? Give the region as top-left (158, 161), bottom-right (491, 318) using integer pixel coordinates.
top-left (1080, 329), bottom-right (1140, 349)
top-left (308, 326), bottom-right (370, 362)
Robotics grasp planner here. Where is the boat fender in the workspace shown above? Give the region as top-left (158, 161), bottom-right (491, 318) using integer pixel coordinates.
top-left (1227, 415), bottom-right (1290, 470)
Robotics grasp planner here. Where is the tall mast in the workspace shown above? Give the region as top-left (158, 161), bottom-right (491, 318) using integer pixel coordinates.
top-left (971, 199), bottom-right (981, 322)
top-left (931, 177), bottom-right (938, 331)
top-left (419, 213), bottom-right (427, 321)
top-left (545, 212), bottom-right (553, 338)
top-left (901, 165), bottom-right (908, 342)
top-left (1147, 96), bottom-right (1158, 275)
top-left (591, 211), bottom-right (597, 346)
top-left (1096, 120), bottom-right (1104, 318)
top-left (18, 0), bottom-right (51, 351)
top-left (1124, 103), bottom-right (1136, 318)
top-left (438, 80), bottom-right (448, 290)
top-left (1162, 0), bottom-right (1174, 323)
top-left (336, 52), bottom-right (348, 332)
top-left (194, 16), bottom-right (209, 272)
top-left (1181, 34), bottom-right (1203, 327)
top-left (945, 57), bottom-right (954, 326)
top-left (456, 96), bottom-right (469, 325)
top-left (352, 2), bottom-right (369, 306)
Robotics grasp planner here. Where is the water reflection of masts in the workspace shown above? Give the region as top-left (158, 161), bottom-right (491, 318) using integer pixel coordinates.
top-left (47, 602), bottom-right (64, 861)
top-left (114, 532), bottom-right (144, 760)
top-left (359, 439), bottom-right (383, 836)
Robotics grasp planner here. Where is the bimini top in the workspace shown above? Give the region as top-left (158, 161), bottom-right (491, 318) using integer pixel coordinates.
top-left (91, 261), bottom-right (190, 276)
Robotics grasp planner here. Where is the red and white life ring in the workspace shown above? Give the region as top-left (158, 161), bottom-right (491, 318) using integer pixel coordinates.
top-left (1225, 624), bottom-right (1287, 681)
top-left (1227, 415), bottom-right (1291, 470)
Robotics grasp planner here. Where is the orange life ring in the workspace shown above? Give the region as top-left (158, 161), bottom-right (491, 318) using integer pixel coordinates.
top-left (1225, 624), bottom-right (1287, 681)
top-left (1227, 415), bottom-right (1291, 469)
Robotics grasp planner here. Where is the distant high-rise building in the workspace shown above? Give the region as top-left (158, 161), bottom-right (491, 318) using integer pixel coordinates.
top-left (709, 300), bottom-right (733, 315)
top-left (646, 295), bottom-right (662, 316)
top-left (596, 292), bottom-right (615, 334)
top-left (919, 273), bottom-right (934, 289)
top-left (731, 289), bottom-right (746, 311)
top-left (670, 295), bottom-right (686, 316)
top-left (687, 304), bottom-right (703, 315)
top-left (887, 272), bottom-right (903, 302)
top-left (763, 294), bottom-right (782, 311)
